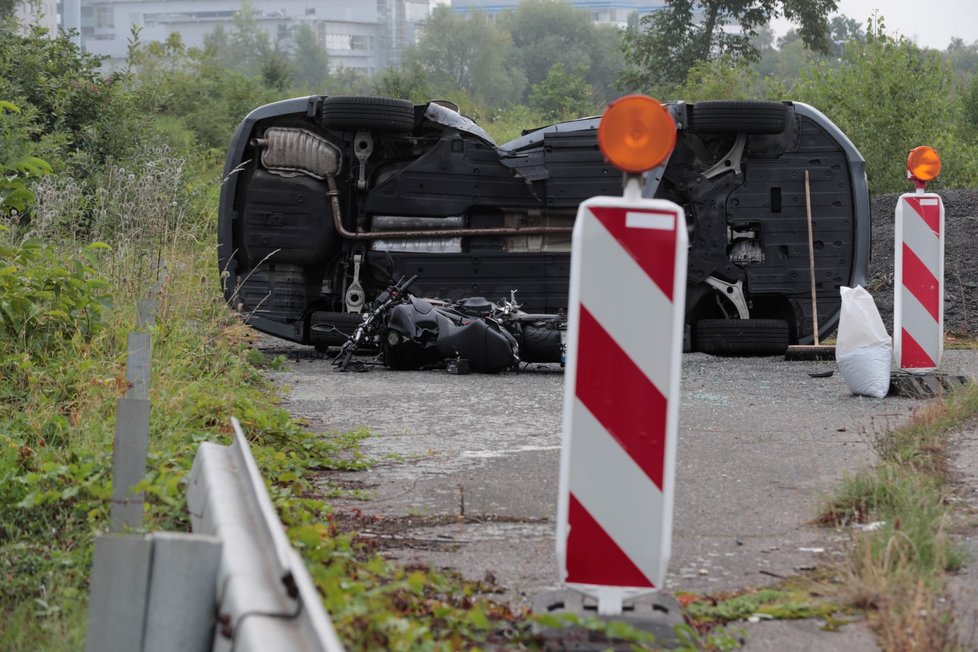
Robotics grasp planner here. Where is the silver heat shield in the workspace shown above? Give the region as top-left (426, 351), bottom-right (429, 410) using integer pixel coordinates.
top-left (257, 127), bottom-right (341, 180)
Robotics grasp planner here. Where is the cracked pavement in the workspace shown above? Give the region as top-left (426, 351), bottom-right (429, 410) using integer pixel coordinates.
top-left (263, 338), bottom-right (978, 649)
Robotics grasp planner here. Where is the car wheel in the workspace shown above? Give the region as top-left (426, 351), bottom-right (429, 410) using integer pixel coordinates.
top-left (695, 318), bottom-right (790, 356)
top-left (689, 101), bottom-right (788, 135)
top-left (322, 96), bottom-right (415, 132)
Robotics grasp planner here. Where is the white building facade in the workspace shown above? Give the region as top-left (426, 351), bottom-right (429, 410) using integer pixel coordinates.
top-left (450, 0), bottom-right (665, 28)
top-left (14, 0), bottom-right (61, 31)
top-left (72, 0), bottom-right (429, 72)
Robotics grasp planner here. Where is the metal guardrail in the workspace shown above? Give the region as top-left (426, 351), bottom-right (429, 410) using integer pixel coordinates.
top-left (86, 532), bottom-right (222, 652)
top-left (109, 300), bottom-right (155, 532)
top-left (87, 420), bottom-right (344, 652)
top-left (89, 297), bottom-right (343, 650)
top-left (187, 417), bottom-right (345, 652)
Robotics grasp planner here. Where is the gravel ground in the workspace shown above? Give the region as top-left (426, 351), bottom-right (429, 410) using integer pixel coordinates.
top-left (868, 188), bottom-right (978, 336)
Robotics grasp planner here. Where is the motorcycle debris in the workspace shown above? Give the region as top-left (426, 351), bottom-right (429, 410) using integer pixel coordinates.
top-left (808, 370), bottom-right (834, 378)
top-left (447, 358), bottom-right (471, 375)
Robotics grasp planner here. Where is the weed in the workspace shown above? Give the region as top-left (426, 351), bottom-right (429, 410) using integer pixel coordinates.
top-left (530, 611), bottom-right (746, 651)
top-left (673, 623), bottom-right (746, 651)
top-left (861, 575), bottom-right (959, 652)
top-left (0, 146), bottom-right (534, 649)
top-left (815, 384), bottom-right (978, 650)
top-left (0, 151), bottom-right (382, 645)
top-left (679, 572), bottom-right (850, 636)
top-left (876, 388), bottom-right (978, 475)
top-left (945, 332), bottom-right (978, 350)
top-left (683, 587), bottom-right (838, 624)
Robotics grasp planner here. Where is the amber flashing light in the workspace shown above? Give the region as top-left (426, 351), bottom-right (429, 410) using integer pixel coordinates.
top-left (597, 95), bottom-right (677, 174)
top-left (907, 146), bottom-right (941, 184)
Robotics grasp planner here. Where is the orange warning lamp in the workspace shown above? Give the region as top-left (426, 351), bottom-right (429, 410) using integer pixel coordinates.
top-left (907, 146), bottom-right (941, 189)
top-left (597, 95), bottom-right (677, 174)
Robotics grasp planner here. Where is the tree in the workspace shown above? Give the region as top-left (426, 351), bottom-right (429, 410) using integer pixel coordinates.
top-left (620, 0), bottom-right (838, 91)
top-left (0, 101), bottom-right (52, 216)
top-left (528, 63), bottom-right (594, 120)
top-left (498, 0), bottom-right (623, 104)
top-left (752, 13), bottom-right (862, 88)
top-left (962, 73), bottom-right (978, 135)
top-left (946, 37), bottom-right (978, 78)
top-left (755, 34), bottom-right (813, 88)
top-left (791, 17), bottom-right (976, 193)
top-left (0, 23), bottom-right (140, 171)
top-left (677, 55), bottom-right (760, 102)
top-left (326, 66), bottom-right (373, 97)
top-left (126, 27), bottom-right (281, 152)
top-left (751, 24), bottom-right (776, 57)
top-left (827, 15), bottom-right (863, 57)
top-left (291, 22), bottom-right (329, 91)
top-left (201, 1), bottom-right (273, 78)
top-left (372, 60), bottom-right (431, 104)
top-left (260, 46), bottom-right (293, 92)
top-left (408, 6), bottom-right (525, 107)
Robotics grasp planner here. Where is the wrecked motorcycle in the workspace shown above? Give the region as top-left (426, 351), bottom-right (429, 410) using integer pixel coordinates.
top-left (327, 280), bottom-right (565, 373)
top-left (329, 274), bottom-right (417, 372)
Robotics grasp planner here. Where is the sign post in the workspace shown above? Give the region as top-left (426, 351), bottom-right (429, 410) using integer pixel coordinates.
top-left (894, 146), bottom-right (944, 372)
top-left (554, 95), bottom-right (688, 616)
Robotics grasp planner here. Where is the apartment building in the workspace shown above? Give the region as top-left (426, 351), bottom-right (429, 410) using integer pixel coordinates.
top-left (70, 0), bottom-right (429, 71)
top-left (450, 0), bottom-right (664, 28)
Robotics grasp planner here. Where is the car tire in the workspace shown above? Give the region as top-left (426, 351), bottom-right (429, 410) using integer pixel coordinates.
top-left (689, 101), bottom-right (788, 135)
top-left (695, 318), bottom-right (790, 356)
top-left (322, 96), bottom-right (415, 133)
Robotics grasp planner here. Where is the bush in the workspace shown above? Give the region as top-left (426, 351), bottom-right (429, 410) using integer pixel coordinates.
top-left (0, 100), bottom-right (56, 216)
top-left (0, 24), bottom-right (143, 175)
top-left (790, 19), bottom-right (978, 194)
top-left (528, 63), bottom-right (596, 121)
top-left (676, 55), bottom-right (762, 102)
top-left (0, 230), bottom-right (109, 363)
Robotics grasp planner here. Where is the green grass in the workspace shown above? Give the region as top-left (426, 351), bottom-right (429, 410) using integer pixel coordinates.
top-left (0, 226), bottom-right (370, 646)
top-left (0, 146), bottom-right (562, 649)
top-left (0, 236), bottom-right (541, 649)
top-left (814, 385), bottom-right (978, 650)
top-left (682, 586), bottom-right (841, 624)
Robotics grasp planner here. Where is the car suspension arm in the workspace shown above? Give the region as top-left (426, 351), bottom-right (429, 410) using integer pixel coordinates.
top-left (705, 276), bottom-right (750, 320)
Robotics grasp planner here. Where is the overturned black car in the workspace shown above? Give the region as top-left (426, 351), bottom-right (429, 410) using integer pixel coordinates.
top-left (218, 96), bottom-right (869, 355)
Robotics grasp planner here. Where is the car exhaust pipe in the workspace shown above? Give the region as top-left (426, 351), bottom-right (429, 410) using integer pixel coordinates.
top-left (324, 175), bottom-right (572, 240)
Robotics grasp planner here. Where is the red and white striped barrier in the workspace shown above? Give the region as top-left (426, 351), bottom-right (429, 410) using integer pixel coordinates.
top-left (556, 183), bottom-right (687, 615)
top-left (894, 193), bottom-right (944, 371)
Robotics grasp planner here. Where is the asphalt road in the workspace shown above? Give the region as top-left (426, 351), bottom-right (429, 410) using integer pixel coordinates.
top-left (263, 339), bottom-right (978, 650)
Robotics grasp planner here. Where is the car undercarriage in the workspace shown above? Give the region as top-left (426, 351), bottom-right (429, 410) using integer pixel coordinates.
top-left (218, 96), bottom-right (869, 356)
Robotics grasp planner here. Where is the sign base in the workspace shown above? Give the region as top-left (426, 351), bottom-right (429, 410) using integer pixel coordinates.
top-left (532, 589), bottom-right (684, 650)
top-left (889, 370), bottom-right (969, 398)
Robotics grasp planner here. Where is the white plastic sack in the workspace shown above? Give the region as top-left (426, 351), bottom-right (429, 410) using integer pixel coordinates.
top-left (836, 286), bottom-right (892, 398)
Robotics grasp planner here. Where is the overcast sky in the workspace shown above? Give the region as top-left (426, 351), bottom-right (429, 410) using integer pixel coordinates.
top-left (774, 0), bottom-right (978, 50)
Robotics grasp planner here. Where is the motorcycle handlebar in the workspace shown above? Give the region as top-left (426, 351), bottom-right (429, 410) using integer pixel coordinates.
top-left (398, 274), bottom-right (418, 292)
top-left (375, 275), bottom-right (418, 306)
